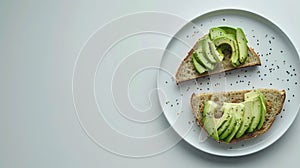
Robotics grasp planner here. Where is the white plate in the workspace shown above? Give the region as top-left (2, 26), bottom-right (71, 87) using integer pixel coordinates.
top-left (157, 9), bottom-right (300, 157)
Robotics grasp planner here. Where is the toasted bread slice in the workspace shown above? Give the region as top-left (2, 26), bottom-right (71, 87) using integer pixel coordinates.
top-left (175, 40), bottom-right (261, 84)
top-left (191, 89), bottom-right (286, 143)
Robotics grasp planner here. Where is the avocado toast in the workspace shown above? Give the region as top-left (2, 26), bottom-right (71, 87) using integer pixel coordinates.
top-left (191, 89), bottom-right (286, 143)
top-left (176, 26), bottom-right (261, 84)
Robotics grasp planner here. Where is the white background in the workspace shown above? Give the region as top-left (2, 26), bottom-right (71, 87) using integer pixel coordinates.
top-left (1, 0), bottom-right (299, 167)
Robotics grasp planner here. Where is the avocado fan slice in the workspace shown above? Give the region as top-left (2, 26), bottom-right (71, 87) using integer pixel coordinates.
top-left (202, 37), bottom-right (217, 63)
top-left (223, 103), bottom-right (244, 143)
top-left (257, 90), bottom-right (266, 130)
top-left (192, 53), bottom-right (206, 74)
top-left (209, 27), bottom-right (227, 40)
top-left (203, 101), bottom-right (219, 141)
top-left (236, 28), bottom-right (248, 63)
top-left (236, 100), bottom-right (254, 138)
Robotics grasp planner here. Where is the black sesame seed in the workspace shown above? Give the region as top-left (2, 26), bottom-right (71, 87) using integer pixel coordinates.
top-left (223, 18), bottom-right (226, 21)
top-left (280, 50), bottom-right (283, 53)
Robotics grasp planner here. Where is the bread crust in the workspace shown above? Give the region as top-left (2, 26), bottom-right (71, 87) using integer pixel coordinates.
top-left (190, 89), bottom-right (286, 143)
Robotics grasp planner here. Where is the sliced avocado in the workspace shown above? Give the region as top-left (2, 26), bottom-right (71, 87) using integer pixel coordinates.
top-left (209, 27), bottom-right (226, 40)
top-left (236, 100), bottom-right (254, 138)
top-left (247, 97), bottom-right (261, 133)
top-left (257, 90), bottom-right (266, 130)
top-left (224, 103), bottom-right (244, 143)
top-left (217, 105), bottom-right (232, 135)
top-left (218, 116), bottom-right (232, 135)
top-left (192, 54), bottom-right (206, 74)
top-left (209, 40), bottom-right (224, 62)
top-left (213, 36), bottom-right (240, 67)
top-left (219, 26), bottom-right (237, 37)
top-left (215, 105), bottom-right (231, 129)
top-left (203, 37), bottom-right (217, 63)
top-left (219, 110), bottom-right (236, 140)
top-left (203, 101), bottom-right (219, 140)
top-left (193, 51), bottom-right (215, 70)
top-left (236, 28), bottom-right (248, 63)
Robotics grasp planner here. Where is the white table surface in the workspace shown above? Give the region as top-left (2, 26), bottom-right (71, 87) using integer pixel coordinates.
top-left (1, 0), bottom-right (299, 167)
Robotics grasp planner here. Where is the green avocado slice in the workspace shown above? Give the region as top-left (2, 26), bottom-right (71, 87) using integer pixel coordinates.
top-left (236, 28), bottom-right (248, 63)
top-left (203, 101), bottom-right (219, 141)
top-left (219, 111), bottom-right (236, 140)
top-left (223, 103), bottom-right (244, 143)
top-left (257, 90), bottom-right (266, 130)
top-left (247, 97), bottom-right (261, 133)
top-left (213, 36), bottom-right (240, 67)
top-left (218, 116), bottom-right (232, 136)
top-left (193, 48), bottom-right (215, 70)
top-left (219, 26), bottom-right (237, 37)
top-left (209, 40), bottom-right (224, 62)
top-left (209, 27), bottom-right (227, 40)
top-left (203, 37), bottom-right (217, 63)
top-left (236, 100), bottom-right (254, 138)
top-left (217, 105), bottom-right (232, 135)
top-left (192, 54), bottom-right (206, 74)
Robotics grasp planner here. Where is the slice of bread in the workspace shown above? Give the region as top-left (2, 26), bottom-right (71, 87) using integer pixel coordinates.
top-left (191, 89), bottom-right (286, 143)
top-left (176, 39), bottom-right (261, 84)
